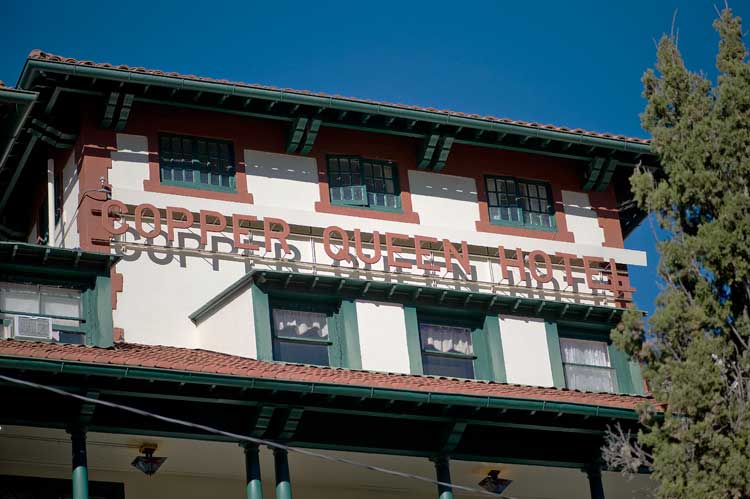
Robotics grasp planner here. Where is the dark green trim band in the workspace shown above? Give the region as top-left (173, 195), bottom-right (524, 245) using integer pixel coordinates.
top-left (0, 355), bottom-right (641, 419)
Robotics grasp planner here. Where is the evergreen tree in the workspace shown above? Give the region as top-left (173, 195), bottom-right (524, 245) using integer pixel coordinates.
top-left (603, 8), bottom-right (750, 499)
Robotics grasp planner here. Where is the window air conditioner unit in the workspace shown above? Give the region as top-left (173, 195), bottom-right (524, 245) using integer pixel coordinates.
top-left (12, 315), bottom-right (53, 341)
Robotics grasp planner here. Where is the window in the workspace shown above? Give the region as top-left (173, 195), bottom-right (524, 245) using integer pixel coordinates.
top-left (0, 282), bottom-right (84, 344)
top-left (485, 176), bottom-right (555, 230)
top-left (271, 307), bottom-right (331, 366)
top-left (159, 134), bottom-right (236, 192)
top-left (419, 322), bottom-right (476, 379)
top-left (560, 338), bottom-right (618, 393)
top-left (328, 156), bottom-right (401, 211)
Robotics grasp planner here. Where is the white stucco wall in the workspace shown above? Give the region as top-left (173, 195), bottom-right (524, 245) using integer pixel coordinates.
top-left (355, 300), bottom-right (411, 374)
top-left (101, 135), bottom-right (647, 265)
top-left (59, 152), bottom-right (80, 248)
top-left (197, 285), bottom-right (256, 359)
top-left (244, 149), bottom-right (320, 210)
top-left (562, 190), bottom-right (605, 246)
top-left (408, 170), bottom-right (480, 230)
top-left (499, 315), bottom-right (554, 387)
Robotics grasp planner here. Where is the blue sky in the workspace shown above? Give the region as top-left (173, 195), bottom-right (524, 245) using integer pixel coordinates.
top-left (2, 0), bottom-right (746, 313)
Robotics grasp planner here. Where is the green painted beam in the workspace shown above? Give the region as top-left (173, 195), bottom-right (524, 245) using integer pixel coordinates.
top-left (582, 156), bottom-right (605, 191)
top-left (440, 421), bottom-right (467, 454)
top-left (114, 93), bottom-right (134, 131)
top-left (100, 92), bottom-right (119, 129)
top-left (432, 135), bottom-right (455, 171)
top-left (277, 407), bottom-right (304, 441)
top-left (251, 285), bottom-right (273, 361)
top-left (285, 116), bottom-right (308, 154)
top-left (252, 406), bottom-right (275, 438)
top-left (418, 134), bottom-right (440, 169)
top-left (594, 157), bottom-right (618, 192)
top-left (298, 118), bottom-right (321, 155)
top-left (0, 132), bottom-right (39, 215)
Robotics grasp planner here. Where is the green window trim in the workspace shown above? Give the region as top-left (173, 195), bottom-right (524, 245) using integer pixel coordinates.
top-left (327, 155), bottom-right (402, 212)
top-left (403, 306), bottom-right (505, 382)
top-left (0, 276), bottom-right (113, 348)
top-left (485, 175), bottom-right (557, 232)
top-left (553, 324), bottom-right (646, 395)
top-left (251, 285), bottom-right (361, 369)
top-left (158, 133), bottom-right (237, 193)
top-left (545, 321), bottom-right (566, 389)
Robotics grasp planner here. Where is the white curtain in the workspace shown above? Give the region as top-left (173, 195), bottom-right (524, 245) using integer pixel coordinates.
top-left (560, 338), bottom-right (610, 366)
top-left (560, 338), bottom-right (616, 392)
top-left (272, 309), bottom-right (328, 339)
top-left (420, 324), bottom-right (473, 355)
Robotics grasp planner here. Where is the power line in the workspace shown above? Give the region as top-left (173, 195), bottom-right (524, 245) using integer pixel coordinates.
top-left (0, 373), bottom-right (512, 498)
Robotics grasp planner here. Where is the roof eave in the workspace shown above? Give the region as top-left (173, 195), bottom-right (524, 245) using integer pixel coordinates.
top-left (19, 58), bottom-right (653, 157)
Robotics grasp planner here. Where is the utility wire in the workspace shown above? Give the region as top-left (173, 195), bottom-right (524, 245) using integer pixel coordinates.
top-left (0, 373), bottom-right (514, 498)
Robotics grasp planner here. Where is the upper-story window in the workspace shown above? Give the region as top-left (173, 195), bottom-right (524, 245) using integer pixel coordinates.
top-left (271, 305), bottom-right (332, 366)
top-left (328, 156), bottom-right (401, 211)
top-left (560, 338), bottom-right (617, 393)
top-left (419, 322), bottom-right (476, 379)
top-left (159, 134), bottom-right (236, 192)
top-left (485, 176), bottom-right (555, 231)
top-left (0, 282), bottom-right (84, 344)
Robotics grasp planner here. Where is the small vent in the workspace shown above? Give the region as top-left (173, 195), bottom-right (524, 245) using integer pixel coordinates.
top-left (13, 315), bottom-right (53, 340)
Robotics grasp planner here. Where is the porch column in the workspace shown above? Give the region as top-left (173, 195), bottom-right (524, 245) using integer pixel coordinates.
top-left (273, 448), bottom-right (292, 499)
top-left (431, 455), bottom-right (454, 499)
top-left (69, 427), bottom-right (89, 499)
top-left (243, 444), bottom-right (263, 499)
top-left (584, 463), bottom-right (605, 499)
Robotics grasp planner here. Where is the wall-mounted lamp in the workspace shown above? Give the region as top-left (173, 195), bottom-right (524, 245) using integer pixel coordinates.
top-left (131, 444), bottom-right (167, 476)
top-left (478, 470), bottom-right (512, 494)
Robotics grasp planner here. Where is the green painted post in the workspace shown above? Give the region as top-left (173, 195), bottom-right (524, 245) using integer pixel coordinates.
top-left (544, 321), bottom-right (566, 388)
top-left (252, 285), bottom-right (273, 361)
top-left (243, 444), bottom-right (263, 499)
top-left (432, 455), bottom-right (454, 499)
top-left (584, 463), bottom-right (605, 499)
top-left (273, 448), bottom-right (292, 499)
top-left (69, 428), bottom-right (89, 499)
top-left (403, 306), bottom-right (424, 374)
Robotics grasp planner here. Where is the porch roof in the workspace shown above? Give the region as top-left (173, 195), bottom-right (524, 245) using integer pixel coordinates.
top-left (0, 339), bottom-right (651, 414)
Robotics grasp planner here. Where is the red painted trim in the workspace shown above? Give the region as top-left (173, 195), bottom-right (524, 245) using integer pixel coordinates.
top-left (113, 327), bottom-right (125, 343)
top-left (124, 103), bottom-right (258, 204)
top-left (589, 188), bottom-right (624, 248)
top-left (440, 144), bottom-right (576, 242)
top-left (110, 265), bottom-right (123, 310)
top-left (311, 127), bottom-right (421, 224)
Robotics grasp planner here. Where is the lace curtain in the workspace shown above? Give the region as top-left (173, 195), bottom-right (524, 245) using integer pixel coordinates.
top-left (272, 309), bottom-right (328, 339)
top-left (560, 338), bottom-right (616, 393)
top-left (560, 338), bottom-right (609, 367)
top-left (420, 324), bottom-right (473, 355)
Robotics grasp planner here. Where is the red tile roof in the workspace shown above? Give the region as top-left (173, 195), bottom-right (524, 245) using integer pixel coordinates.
top-left (0, 339), bottom-right (650, 410)
top-left (27, 50), bottom-right (650, 146)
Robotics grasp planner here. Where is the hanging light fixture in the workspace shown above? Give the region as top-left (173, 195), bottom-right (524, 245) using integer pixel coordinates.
top-left (478, 470), bottom-right (512, 494)
top-left (131, 444), bottom-right (167, 476)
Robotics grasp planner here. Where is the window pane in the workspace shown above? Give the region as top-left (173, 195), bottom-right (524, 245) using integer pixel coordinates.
top-left (159, 134), bottom-right (235, 190)
top-left (560, 338), bottom-right (610, 367)
top-left (564, 364), bottom-right (617, 393)
top-left (0, 284), bottom-right (40, 314)
top-left (423, 354), bottom-right (474, 379)
top-left (420, 324), bottom-right (473, 355)
top-left (272, 308), bottom-right (328, 339)
top-left (273, 339), bottom-right (330, 366)
top-left (41, 288), bottom-right (81, 326)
